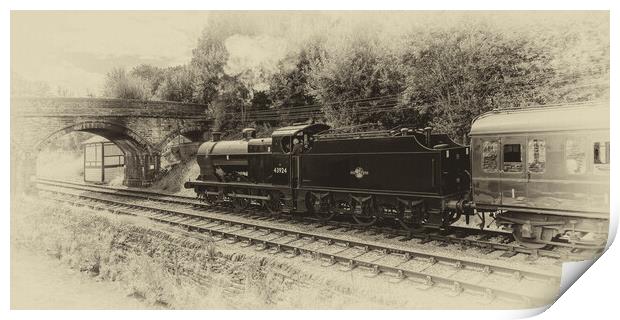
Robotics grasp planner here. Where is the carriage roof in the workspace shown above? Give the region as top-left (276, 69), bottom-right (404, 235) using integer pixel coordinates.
top-left (470, 102), bottom-right (609, 136)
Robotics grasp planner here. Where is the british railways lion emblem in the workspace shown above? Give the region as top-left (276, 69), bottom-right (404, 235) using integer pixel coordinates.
top-left (350, 166), bottom-right (369, 179)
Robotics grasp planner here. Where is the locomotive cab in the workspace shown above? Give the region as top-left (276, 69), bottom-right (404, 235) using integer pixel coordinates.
top-left (270, 123), bottom-right (331, 187)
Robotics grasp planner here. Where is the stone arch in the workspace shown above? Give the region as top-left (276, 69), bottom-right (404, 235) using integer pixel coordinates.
top-left (155, 125), bottom-right (209, 151)
top-left (32, 120), bottom-right (160, 187)
top-left (34, 121), bottom-right (154, 155)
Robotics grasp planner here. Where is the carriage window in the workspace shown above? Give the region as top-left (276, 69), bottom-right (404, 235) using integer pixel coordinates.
top-left (566, 139), bottom-right (586, 174)
top-left (594, 141), bottom-right (610, 174)
top-left (482, 141), bottom-right (499, 173)
top-left (527, 139), bottom-right (546, 173)
top-left (503, 144), bottom-right (522, 172)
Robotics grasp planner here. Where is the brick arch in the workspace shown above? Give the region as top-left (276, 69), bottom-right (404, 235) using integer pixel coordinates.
top-left (32, 121), bottom-right (160, 187)
top-left (12, 97), bottom-right (213, 188)
top-left (34, 120), bottom-right (154, 156)
top-left (155, 125), bottom-right (209, 151)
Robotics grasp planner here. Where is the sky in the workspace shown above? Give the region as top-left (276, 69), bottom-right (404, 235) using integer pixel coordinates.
top-left (10, 11), bottom-right (608, 97)
top-left (11, 12), bottom-right (209, 96)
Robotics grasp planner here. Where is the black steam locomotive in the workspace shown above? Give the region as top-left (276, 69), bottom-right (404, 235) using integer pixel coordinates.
top-left (185, 123), bottom-right (471, 229)
top-left (185, 103), bottom-right (610, 249)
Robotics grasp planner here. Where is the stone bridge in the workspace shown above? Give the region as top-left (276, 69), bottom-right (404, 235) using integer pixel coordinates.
top-left (11, 97), bottom-right (213, 188)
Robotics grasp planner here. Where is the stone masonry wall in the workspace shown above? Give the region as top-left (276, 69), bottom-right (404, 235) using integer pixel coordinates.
top-left (11, 97), bottom-right (212, 188)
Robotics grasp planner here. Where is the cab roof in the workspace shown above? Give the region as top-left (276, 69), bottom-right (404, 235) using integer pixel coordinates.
top-left (470, 102), bottom-right (609, 136)
top-left (271, 123), bottom-right (330, 137)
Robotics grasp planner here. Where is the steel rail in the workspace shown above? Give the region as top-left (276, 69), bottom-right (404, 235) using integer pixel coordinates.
top-left (34, 178), bottom-right (598, 260)
top-left (34, 178), bottom-right (598, 258)
top-left (38, 187), bottom-right (560, 306)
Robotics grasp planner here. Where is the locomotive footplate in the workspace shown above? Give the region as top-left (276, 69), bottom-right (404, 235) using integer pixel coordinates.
top-left (184, 180), bottom-right (287, 191)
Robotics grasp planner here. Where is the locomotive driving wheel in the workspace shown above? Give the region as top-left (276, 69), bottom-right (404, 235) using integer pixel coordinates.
top-left (202, 193), bottom-right (218, 206)
top-left (395, 200), bottom-right (425, 231)
top-left (264, 191), bottom-right (284, 215)
top-left (351, 195), bottom-right (378, 227)
top-left (396, 203), bottom-right (421, 231)
top-left (230, 188), bottom-right (250, 212)
top-left (305, 192), bottom-right (336, 221)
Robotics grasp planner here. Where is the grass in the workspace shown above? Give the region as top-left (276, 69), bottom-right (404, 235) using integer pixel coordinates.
top-left (11, 195), bottom-right (316, 309)
top-left (36, 151), bottom-right (83, 182)
top-left (12, 194), bottom-right (512, 309)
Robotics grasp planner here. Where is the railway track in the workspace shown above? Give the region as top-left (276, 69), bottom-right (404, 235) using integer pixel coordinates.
top-left (36, 178), bottom-right (563, 306)
top-left (35, 178), bottom-right (597, 261)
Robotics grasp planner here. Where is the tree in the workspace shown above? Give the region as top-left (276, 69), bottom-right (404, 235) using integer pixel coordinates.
top-left (528, 18), bottom-right (609, 103)
top-left (268, 44), bottom-right (323, 124)
top-left (103, 67), bottom-right (151, 100)
top-left (400, 26), bottom-right (555, 142)
top-left (190, 17), bottom-right (246, 106)
top-left (130, 64), bottom-right (165, 97)
top-left (155, 66), bottom-right (195, 102)
top-left (307, 35), bottom-right (406, 128)
top-left (208, 76), bottom-right (251, 134)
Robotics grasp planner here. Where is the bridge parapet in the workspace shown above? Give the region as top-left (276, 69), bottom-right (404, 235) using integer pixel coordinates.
top-left (11, 97), bottom-right (211, 119)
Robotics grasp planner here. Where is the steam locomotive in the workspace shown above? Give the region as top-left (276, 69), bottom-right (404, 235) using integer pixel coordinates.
top-left (185, 103), bottom-right (610, 249)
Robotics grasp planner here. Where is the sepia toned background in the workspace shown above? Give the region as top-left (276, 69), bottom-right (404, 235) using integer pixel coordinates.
top-left (10, 10), bottom-right (610, 310)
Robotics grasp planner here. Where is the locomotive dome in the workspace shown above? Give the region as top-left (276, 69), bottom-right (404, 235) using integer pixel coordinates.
top-left (470, 102), bottom-right (609, 136)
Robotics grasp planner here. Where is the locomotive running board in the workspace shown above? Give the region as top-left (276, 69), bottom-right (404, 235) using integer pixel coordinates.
top-left (185, 180), bottom-right (287, 191)
top-left (226, 193), bottom-right (271, 201)
top-left (202, 190), bottom-right (272, 201)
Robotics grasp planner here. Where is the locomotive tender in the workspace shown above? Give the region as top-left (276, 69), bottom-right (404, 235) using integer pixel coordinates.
top-left (185, 102), bottom-right (609, 249)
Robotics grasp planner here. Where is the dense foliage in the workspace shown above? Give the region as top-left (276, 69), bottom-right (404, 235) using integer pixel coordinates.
top-left (99, 14), bottom-right (609, 140)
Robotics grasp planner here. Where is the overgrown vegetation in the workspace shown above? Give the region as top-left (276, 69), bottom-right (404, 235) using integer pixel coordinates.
top-left (95, 13), bottom-right (607, 140)
top-left (12, 197), bottom-right (317, 308)
top-left (103, 68), bottom-right (152, 100)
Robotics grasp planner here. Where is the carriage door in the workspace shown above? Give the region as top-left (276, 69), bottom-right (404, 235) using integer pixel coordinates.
top-left (524, 136), bottom-right (548, 209)
top-left (500, 136), bottom-right (527, 207)
top-left (474, 138), bottom-right (502, 206)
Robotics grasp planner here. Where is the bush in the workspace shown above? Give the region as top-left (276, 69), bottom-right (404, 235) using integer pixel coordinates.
top-left (103, 67), bottom-right (151, 100)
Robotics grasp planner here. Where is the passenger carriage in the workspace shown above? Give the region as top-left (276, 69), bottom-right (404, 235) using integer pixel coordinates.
top-left (469, 103), bottom-right (609, 248)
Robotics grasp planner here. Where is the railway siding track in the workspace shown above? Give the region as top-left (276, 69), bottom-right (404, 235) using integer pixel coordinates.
top-left (37, 179), bottom-right (562, 306)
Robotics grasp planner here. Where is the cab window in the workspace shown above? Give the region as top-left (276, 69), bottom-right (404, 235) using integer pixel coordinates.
top-left (527, 139), bottom-right (546, 173)
top-left (593, 141), bottom-right (610, 174)
top-left (481, 140), bottom-right (499, 173)
top-left (503, 144), bottom-right (523, 173)
top-left (281, 136), bottom-right (291, 153)
top-left (303, 133), bottom-right (315, 151)
top-left (566, 139), bottom-right (586, 174)
top-left (291, 135), bottom-right (304, 154)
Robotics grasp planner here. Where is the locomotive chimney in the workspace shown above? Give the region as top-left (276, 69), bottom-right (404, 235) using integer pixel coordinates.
top-left (424, 127), bottom-right (432, 146)
top-left (400, 128), bottom-right (409, 136)
top-left (211, 131), bottom-right (222, 142)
